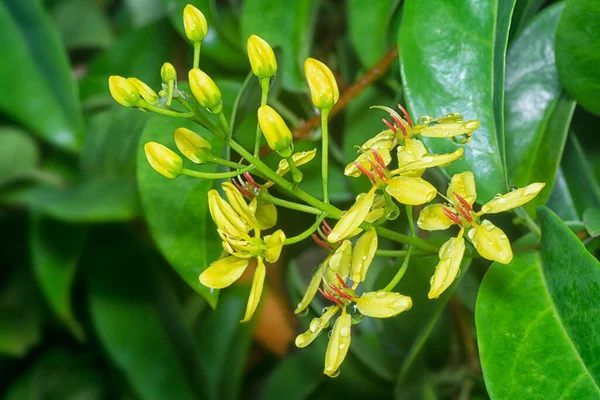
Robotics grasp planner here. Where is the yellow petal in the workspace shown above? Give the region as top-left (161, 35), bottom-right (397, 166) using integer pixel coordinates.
top-left (355, 291), bottom-right (412, 318)
top-left (189, 68), bottom-right (222, 112)
top-left (174, 127), bottom-right (212, 164)
top-left (108, 75), bottom-right (140, 107)
top-left (344, 148), bottom-right (391, 178)
top-left (264, 230), bottom-right (286, 263)
top-left (304, 58), bottom-right (339, 110)
top-left (468, 220), bottom-right (513, 264)
top-left (183, 4), bottom-right (208, 42)
top-left (258, 105), bottom-right (294, 157)
top-left (241, 258), bottom-right (266, 322)
top-left (428, 236), bottom-right (466, 299)
top-left (447, 172), bottom-right (477, 206)
top-left (325, 240), bottom-right (352, 285)
top-left (127, 77), bottom-right (158, 104)
top-left (350, 230), bottom-right (378, 284)
top-left (480, 183), bottom-right (545, 214)
top-left (199, 256), bottom-right (249, 289)
top-left (208, 190), bottom-right (250, 237)
top-left (144, 142), bottom-right (182, 179)
top-left (323, 308), bottom-right (352, 377)
top-left (294, 258), bottom-right (328, 315)
top-left (295, 305), bottom-right (340, 347)
top-left (415, 112), bottom-right (479, 139)
top-left (249, 198), bottom-right (278, 230)
top-left (360, 130), bottom-right (397, 151)
top-left (396, 138), bottom-right (427, 177)
top-left (276, 149), bottom-right (317, 176)
top-left (396, 148), bottom-right (464, 176)
top-left (328, 187), bottom-right (376, 243)
top-left (417, 204), bottom-right (456, 231)
top-left (386, 176), bottom-right (437, 205)
top-left (247, 34), bottom-right (277, 79)
top-left (222, 182), bottom-right (259, 230)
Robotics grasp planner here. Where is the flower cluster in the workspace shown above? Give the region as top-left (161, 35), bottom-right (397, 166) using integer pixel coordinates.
top-left (108, 3), bottom-right (546, 378)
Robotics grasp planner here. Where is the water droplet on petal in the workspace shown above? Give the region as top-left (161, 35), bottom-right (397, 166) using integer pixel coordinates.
top-left (375, 291), bottom-right (386, 298)
top-left (340, 327), bottom-right (350, 337)
top-left (510, 185), bottom-right (519, 191)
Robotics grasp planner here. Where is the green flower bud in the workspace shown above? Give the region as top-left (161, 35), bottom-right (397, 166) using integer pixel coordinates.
top-left (108, 75), bottom-right (140, 107)
top-left (247, 35), bottom-right (277, 78)
top-left (161, 62), bottom-right (177, 83)
top-left (183, 4), bottom-right (208, 43)
top-left (144, 142), bottom-right (182, 179)
top-left (257, 105), bottom-right (294, 157)
top-left (189, 68), bottom-right (222, 112)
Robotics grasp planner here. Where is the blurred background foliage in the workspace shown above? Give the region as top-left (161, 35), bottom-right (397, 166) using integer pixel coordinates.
top-left (0, 0), bottom-right (599, 399)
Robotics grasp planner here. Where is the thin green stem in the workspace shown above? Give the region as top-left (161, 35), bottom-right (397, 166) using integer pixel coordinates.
top-left (520, 209), bottom-right (541, 237)
top-left (375, 249), bottom-right (428, 257)
top-left (142, 103), bottom-right (194, 118)
top-left (166, 80), bottom-right (174, 106)
top-left (284, 214), bottom-right (327, 245)
top-left (193, 42), bottom-right (201, 69)
top-left (254, 78), bottom-right (271, 156)
top-left (218, 111), bottom-right (231, 166)
top-left (406, 205), bottom-right (416, 237)
top-left (320, 109), bottom-right (330, 203)
top-left (286, 156), bottom-right (303, 183)
top-left (209, 155), bottom-right (246, 169)
top-left (382, 247), bottom-right (414, 292)
top-left (181, 165), bottom-right (253, 179)
top-left (259, 192), bottom-right (322, 215)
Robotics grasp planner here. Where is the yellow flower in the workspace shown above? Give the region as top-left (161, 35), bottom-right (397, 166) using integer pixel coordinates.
top-left (428, 231), bottom-right (466, 299)
top-left (324, 308), bottom-right (351, 377)
top-left (327, 186), bottom-right (376, 243)
top-left (144, 142), bottom-right (182, 179)
top-left (385, 176), bottom-right (437, 205)
top-left (354, 291), bottom-right (412, 318)
top-left (198, 256), bottom-right (249, 289)
top-left (304, 58), bottom-right (339, 110)
top-left (189, 68), bottom-right (222, 113)
top-left (174, 127), bottom-right (212, 164)
top-left (183, 4), bottom-right (208, 43)
top-left (349, 230), bottom-right (377, 284)
top-left (127, 77), bottom-right (158, 104)
top-left (247, 35), bottom-right (277, 79)
top-left (108, 75), bottom-right (140, 107)
top-left (257, 105), bottom-right (294, 157)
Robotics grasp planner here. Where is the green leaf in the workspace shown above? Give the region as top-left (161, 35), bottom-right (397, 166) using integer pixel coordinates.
top-left (125, 0), bottom-right (166, 27)
top-left (79, 20), bottom-right (176, 108)
top-left (348, 0), bottom-right (396, 67)
top-left (509, 0), bottom-right (546, 39)
top-left (583, 208), bottom-right (600, 237)
top-left (0, 127), bottom-right (40, 186)
top-left (0, 0), bottom-right (83, 151)
top-left (137, 115), bottom-right (222, 306)
top-left (160, 0), bottom-right (247, 69)
top-left (546, 167), bottom-right (580, 221)
top-left (398, 0), bottom-right (514, 202)
top-left (477, 206), bottom-right (600, 398)
top-left (51, 0), bottom-right (113, 50)
top-left (241, 0), bottom-right (319, 91)
top-left (30, 213), bottom-right (86, 340)
top-left (556, 0), bottom-right (600, 116)
top-left (504, 2), bottom-right (576, 215)
top-left (86, 228), bottom-right (201, 400)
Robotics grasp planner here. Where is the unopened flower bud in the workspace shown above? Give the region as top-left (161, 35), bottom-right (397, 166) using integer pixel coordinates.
top-left (257, 105), bottom-right (293, 157)
top-left (304, 58), bottom-right (339, 110)
top-left (328, 187), bottom-right (376, 243)
top-left (183, 4), bottom-right (208, 43)
top-left (174, 127), bottom-right (212, 164)
top-left (161, 62), bottom-right (177, 83)
top-left (247, 35), bottom-right (277, 79)
top-left (386, 176), bottom-right (437, 205)
top-left (428, 236), bottom-right (466, 299)
top-left (295, 306), bottom-right (340, 347)
top-left (264, 229), bottom-right (285, 263)
top-left (144, 142), bottom-right (182, 179)
top-left (355, 291), bottom-right (412, 318)
top-left (127, 78), bottom-right (158, 103)
top-left (468, 220), bottom-right (513, 264)
top-left (350, 230), bottom-right (377, 284)
top-left (417, 204), bottom-right (456, 231)
top-left (199, 255), bottom-right (249, 289)
top-left (109, 75), bottom-right (140, 107)
top-left (480, 183), bottom-right (545, 214)
top-left (447, 172), bottom-right (477, 206)
top-left (241, 257), bottom-right (266, 322)
top-left (189, 68), bottom-right (222, 112)
top-left (324, 308), bottom-right (351, 377)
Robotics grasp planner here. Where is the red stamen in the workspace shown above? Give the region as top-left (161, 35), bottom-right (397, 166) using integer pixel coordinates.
top-left (243, 172), bottom-right (261, 189)
top-left (382, 118), bottom-right (396, 133)
top-left (354, 161), bottom-right (376, 181)
top-left (319, 288), bottom-right (342, 304)
top-left (441, 205), bottom-right (461, 225)
top-left (397, 120), bottom-right (408, 139)
top-left (371, 150), bottom-right (387, 170)
top-left (232, 179), bottom-right (254, 198)
top-left (312, 234), bottom-right (333, 250)
top-left (335, 273), bottom-right (348, 288)
top-left (330, 284), bottom-right (354, 300)
top-left (390, 113), bottom-right (403, 128)
top-left (398, 104), bottom-right (413, 127)
top-left (369, 158), bottom-right (387, 180)
top-left (453, 192), bottom-right (472, 212)
top-left (322, 220), bottom-right (333, 234)
top-left (454, 201), bottom-right (473, 224)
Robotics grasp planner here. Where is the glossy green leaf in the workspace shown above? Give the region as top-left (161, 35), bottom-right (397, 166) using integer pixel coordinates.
top-left (241, 0), bottom-right (319, 91)
top-left (398, 0), bottom-right (514, 202)
top-left (87, 228), bottom-right (201, 400)
top-left (0, 127), bottom-right (40, 186)
top-left (505, 2), bottom-right (575, 214)
top-left (556, 0), bottom-right (600, 116)
top-left (509, 0), bottom-right (546, 39)
top-left (125, 0), bottom-right (166, 27)
top-left (160, 0), bottom-right (246, 68)
top-left (79, 20), bottom-right (175, 108)
top-left (30, 213), bottom-right (86, 340)
top-left (477, 206), bottom-right (600, 398)
top-left (137, 115), bottom-right (222, 306)
top-left (546, 167), bottom-right (580, 221)
top-left (51, 0), bottom-right (113, 50)
top-left (348, 0), bottom-right (395, 67)
top-left (0, 0), bottom-right (83, 151)
top-left (583, 208), bottom-right (600, 237)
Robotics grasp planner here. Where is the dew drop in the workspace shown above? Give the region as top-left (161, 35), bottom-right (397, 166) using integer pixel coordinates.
top-left (510, 185), bottom-right (519, 191)
top-left (375, 291), bottom-right (387, 298)
top-left (309, 319), bottom-right (320, 332)
top-left (451, 133), bottom-right (472, 144)
top-left (422, 156), bottom-right (434, 163)
top-left (468, 228), bottom-right (476, 240)
top-left (328, 330), bottom-right (333, 339)
top-left (499, 234), bottom-right (507, 240)
top-left (322, 307), bottom-right (329, 315)
top-left (339, 343), bottom-right (346, 350)
top-left (329, 369), bottom-right (341, 378)
top-left (494, 193), bottom-right (502, 199)
top-left (297, 307), bottom-right (309, 317)
top-left (340, 327), bottom-right (351, 337)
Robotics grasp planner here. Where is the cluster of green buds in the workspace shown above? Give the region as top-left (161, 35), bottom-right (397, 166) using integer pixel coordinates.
top-left (108, 3), bottom-right (547, 378)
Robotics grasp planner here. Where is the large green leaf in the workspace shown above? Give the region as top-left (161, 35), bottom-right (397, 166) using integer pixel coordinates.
top-left (30, 213), bottom-right (86, 340)
top-left (137, 115), bottom-right (222, 306)
top-left (86, 228), bottom-right (202, 400)
top-left (555, 0), bottom-right (600, 116)
top-left (51, 0), bottom-right (113, 50)
top-left (241, 0), bottom-right (319, 91)
top-left (398, 0), bottom-right (514, 202)
top-left (0, 0), bottom-right (83, 151)
top-left (0, 127), bottom-right (40, 187)
top-left (348, 0), bottom-right (396, 67)
top-left (509, 0), bottom-right (546, 39)
top-left (476, 207), bottom-right (600, 398)
top-left (504, 2), bottom-right (575, 214)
